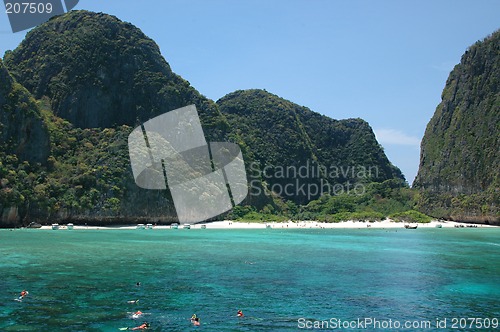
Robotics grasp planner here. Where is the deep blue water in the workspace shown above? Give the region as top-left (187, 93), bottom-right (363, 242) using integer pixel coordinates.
top-left (0, 227), bottom-right (499, 331)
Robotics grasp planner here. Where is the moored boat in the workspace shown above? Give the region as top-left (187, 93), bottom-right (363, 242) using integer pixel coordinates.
top-left (183, 224), bottom-right (191, 229)
top-left (67, 223), bottom-right (74, 230)
top-left (51, 223), bottom-right (60, 230)
top-left (404, 224), bottom-right (418, 229)
top-left (136, 224), bottom-right (145, 229)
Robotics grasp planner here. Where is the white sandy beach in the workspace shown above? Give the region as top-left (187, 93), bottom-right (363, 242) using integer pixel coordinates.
top-left (194, 220), bottom-right (494, 229)
top-left (38, 219), bottom-right (495, 230)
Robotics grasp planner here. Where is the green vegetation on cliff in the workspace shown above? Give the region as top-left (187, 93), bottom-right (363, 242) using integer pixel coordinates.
top-left (1, 97), bottom-right (181, 225)
top-left (0, 59), bottom-right (49, 164)
top-left (226, 178), bottom-right (424, 223)
top-left (1, 11), bottom-right (228, 225)
top-left (4, 10), bottom-right (228, 140)
top-left (1, 59), bottom-right (50, 225)
top-left (1, 11), bottom-right (418, 227)
top-left (218, 89), bottom-right (404, 204)
top-left (414, 30), bottom-right (499, 224)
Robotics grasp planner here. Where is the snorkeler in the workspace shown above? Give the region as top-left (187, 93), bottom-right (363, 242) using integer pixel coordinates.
top-left (237, 310), bottom-right (244, 317)
top-left (129, 322), bottom-right (150, 330)
top-left (190, 314), bottom-right (201, 325)
top-left (18, 290), bottom-right (28, 300)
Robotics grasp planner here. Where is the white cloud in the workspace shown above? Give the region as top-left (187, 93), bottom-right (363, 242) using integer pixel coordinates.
top-left (374, 129), bottom-right (421, 147)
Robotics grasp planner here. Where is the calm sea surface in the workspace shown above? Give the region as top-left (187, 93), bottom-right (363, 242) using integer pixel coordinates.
top-left (0, 227), bottom-right (499, 331)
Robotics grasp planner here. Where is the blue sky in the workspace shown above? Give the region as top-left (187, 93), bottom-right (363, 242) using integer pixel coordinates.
top-left (1, 0), bottom-right (499, 184)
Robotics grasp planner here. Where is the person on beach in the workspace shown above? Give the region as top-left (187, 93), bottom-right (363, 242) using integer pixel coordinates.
top-left (128, 322), bottom-right (150, 330)
top-left (237, 310), bottom-right (244, 317)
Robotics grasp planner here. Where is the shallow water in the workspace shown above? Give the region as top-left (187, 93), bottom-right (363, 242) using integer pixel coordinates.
top-left (1, 227), bottom-right (499, 331)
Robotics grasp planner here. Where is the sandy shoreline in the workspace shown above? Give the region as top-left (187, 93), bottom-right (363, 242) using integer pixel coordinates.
top-left (35, 220), bottom-right (496, 230)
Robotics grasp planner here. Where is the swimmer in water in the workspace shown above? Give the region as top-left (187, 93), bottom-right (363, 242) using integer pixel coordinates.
top-left (129, 322), bottom-right (150, 330)
top-left (18, 290), bottom-right (28, 301)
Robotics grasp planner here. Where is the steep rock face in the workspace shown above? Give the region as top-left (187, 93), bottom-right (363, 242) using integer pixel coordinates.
top-left (0, 11), bottom-right (266, 227)
top-left (218, 89), bottom-right (404, 204)
top-left (414, 30), bottom-right (499, 223)
top-left (0, 59), bottom-right (50, 164)
top-left (4, 10), bottom-right (227, 140)
top-left (1, 59), bottom-right (50, 226)
top-left (0, 11), bottom-right (407, 226)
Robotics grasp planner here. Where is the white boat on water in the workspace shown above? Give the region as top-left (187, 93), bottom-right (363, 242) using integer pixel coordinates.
top-left (146, 223), bottom-right (153, 229)
top-left (136, 224), bottom-right (145, 229)
top-left (170, 223), bottom-right (179, 229)
top-left (183, 224), bottom-right (191, 229)
top-left (200, 224), bottom-right (207, 229)
top-left (67, 223), bottom-right (74, 230)
top-left (435, 223), bottom-right (443, 228)
top-left (51, 223), bottom-right (60, 230)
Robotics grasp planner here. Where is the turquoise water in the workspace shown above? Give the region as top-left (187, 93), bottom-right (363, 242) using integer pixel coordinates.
top-left (0, 228), bottom-right (499, 331)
